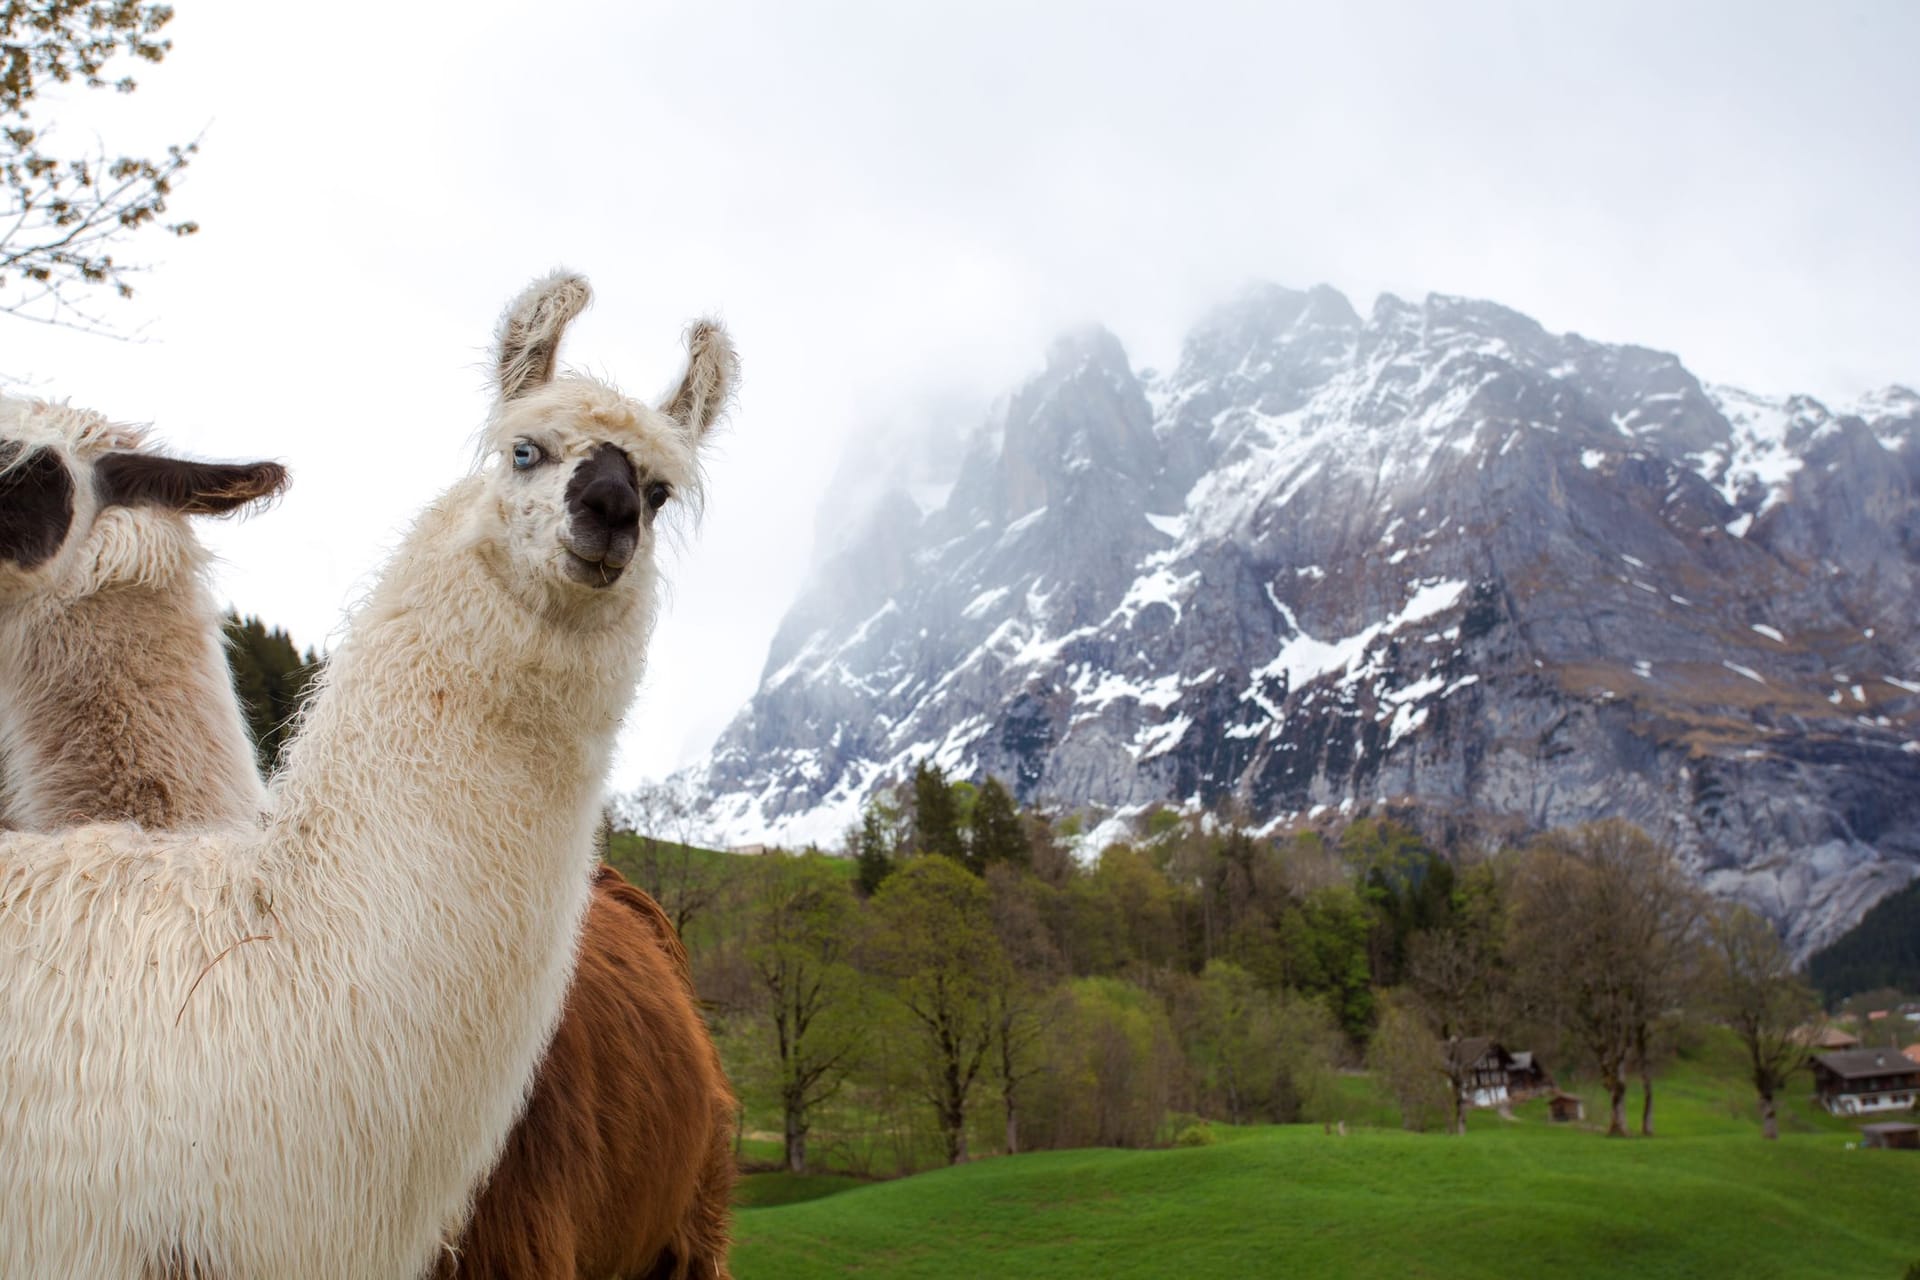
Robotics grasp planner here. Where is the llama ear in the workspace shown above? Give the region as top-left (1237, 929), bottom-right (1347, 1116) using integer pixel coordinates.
top-left (95, 454), bottom-right (290, 516)
top-left (495, 270), bottom-right (593, 401)
top-left (659, 319), bottom-right (738, 440)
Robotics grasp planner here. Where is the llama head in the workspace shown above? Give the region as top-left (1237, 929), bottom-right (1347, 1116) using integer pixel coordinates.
top-left (0, 395), bottom-right (287, 603)
top-left (476, 270), bottom-right (737, 610)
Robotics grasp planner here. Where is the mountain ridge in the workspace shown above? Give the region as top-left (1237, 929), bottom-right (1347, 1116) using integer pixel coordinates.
top-left (689, 282), bottom-right (1920, 955)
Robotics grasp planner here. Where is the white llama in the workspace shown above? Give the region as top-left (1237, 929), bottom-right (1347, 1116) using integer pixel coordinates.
top-left (0, 271), bottom-right (737, 1279)
top-left (0, 394), bottom-right (286, 831)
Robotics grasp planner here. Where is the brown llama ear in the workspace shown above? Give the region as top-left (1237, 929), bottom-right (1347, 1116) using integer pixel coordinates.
top-left (95, 454), bottom-right (290, 516)
top-left (659, 319), bottom-right (738, 440)
top-left (495, 270), bottom-right (593, 401)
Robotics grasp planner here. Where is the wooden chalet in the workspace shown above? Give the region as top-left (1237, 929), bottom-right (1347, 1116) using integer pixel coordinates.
top-left (1448, 1038), bottom-right (1513, 1108)
top-left (1448, 1040), bottom-right (1554, 1109)
top-left (1809, 1049), bottom-right (1920, 1115)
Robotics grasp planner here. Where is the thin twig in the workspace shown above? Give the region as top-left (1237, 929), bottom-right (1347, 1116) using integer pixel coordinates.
top-left (174, 933), bottom-right (275, 1027)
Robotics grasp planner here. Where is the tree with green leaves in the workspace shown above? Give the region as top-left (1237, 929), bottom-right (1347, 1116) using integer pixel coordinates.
top-left (1275, 883), bottom-right (1375, 1040)
top-left (1368, 989), bottom-right (1451, 1132)
top-left (744, 851), bottom-right (867, 1173)
top-left (864, 854), bottom-right (1004, 1164)
top-left (984, 862), bottom-right (1059, 1153)
top-left (2, 0), bottom-right (199, 328)
top-left (1705, 905), bottom-right (1819, 1140)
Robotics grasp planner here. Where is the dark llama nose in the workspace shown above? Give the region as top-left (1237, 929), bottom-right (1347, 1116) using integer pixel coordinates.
top-left (564, 443), bottom-right (641, 557)
top-left (581, 470), bottom-right (640, 530)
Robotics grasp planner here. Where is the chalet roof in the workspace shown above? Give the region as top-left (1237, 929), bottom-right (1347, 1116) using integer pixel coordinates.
top-left (1811, 1049), bottom-right (1920, 1080)
top-left (1447, 1037), bottom-right (1510, 1071)
top-left (1860, 1122), bottom-right (1920, 1136)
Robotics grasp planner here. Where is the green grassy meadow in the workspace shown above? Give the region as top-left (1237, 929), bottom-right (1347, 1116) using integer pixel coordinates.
top-left (730, 1044), bottom-right (1920, 1279)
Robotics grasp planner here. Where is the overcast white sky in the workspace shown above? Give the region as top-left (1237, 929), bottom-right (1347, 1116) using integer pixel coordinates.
top-left (4, 0), bottom-right (1917, 788)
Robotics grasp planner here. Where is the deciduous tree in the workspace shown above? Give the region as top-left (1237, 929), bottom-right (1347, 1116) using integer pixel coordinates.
top-left (610, 780), bottom-right (721, 936)
top-left (1705, 905), bottom-right (1818, 1140)
top-left (865, 854), bottom-right (1003, 1164)
top-left (744, 851), bottom-right (866, 1173)
top-left (1508, 821), bottom-right (1703, 1137)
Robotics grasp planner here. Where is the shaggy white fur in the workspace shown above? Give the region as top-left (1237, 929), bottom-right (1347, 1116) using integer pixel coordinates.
top-left (0, 273), bottom-right (736, 1279)
top-left (0, 395), bottom-right (281, 831)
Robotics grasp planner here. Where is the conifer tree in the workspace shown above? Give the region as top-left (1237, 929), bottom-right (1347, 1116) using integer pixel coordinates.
top-left (969, 775), bottom-right (1027, 874)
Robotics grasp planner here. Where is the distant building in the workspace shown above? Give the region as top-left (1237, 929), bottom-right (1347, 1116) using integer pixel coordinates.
top-left (1799, 1025), bottom-right (1862, 1052)
top-left (1547, 1092), bottom-right (1586, 1124)
top-left (1506, 1051), bottom-right (1552, 1099)
top-left (1449, 1040), bottom-right (1554, 1109)
top-left (1809, 1049), bottom-right (1920, 1115)
top-left (1449, 1038), bottom-right (1512, 1108)
top-left (1860, 1122), bottom-right (1920, 1150)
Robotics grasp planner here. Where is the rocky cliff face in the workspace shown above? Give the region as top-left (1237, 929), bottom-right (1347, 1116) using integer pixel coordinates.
top-left (693, 284), bottom-right (1920, 955)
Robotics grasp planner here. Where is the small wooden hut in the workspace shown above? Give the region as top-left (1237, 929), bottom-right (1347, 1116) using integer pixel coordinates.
top-left (1860, 1122), bottom-right (1920, 1151)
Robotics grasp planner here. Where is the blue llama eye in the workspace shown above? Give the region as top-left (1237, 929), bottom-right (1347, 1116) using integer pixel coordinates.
top-left (511, 440), bottom-right (543, 470)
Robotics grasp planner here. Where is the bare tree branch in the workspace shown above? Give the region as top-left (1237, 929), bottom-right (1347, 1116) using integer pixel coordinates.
top-left (1, 2), bottom-right (198, 329)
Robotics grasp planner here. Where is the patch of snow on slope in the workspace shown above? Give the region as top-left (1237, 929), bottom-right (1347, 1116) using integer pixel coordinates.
top-left (962, 587), bottom-right (1010, 620)
top-left (1704, 385), bottom-right (1805, 514)
top-left (1133, 714), bottom-right (1193, 760)
top-left (1253, 579), bottom-right (1468, 691)
top-left (766, 629), bottom-right (830, 691)
top-left (1113, 564), bottom-right (1200, 625)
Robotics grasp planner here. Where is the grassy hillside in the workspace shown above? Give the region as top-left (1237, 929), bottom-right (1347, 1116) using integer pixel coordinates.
top-left (732, 1047), bottom-right (1918, 1279)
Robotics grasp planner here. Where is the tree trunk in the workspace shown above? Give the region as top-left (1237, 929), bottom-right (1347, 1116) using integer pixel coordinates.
top-left (1640, 1069), bottom-right (1655, 1138)
top-left (943, 1055), bottom-right (968, 1165)
top-left (1606, 1075), bottom-right (1628, 1137)
top-left (1005, 1093), bottom-right (1019, 1156)
top-left (784, 1105), bottom-right (807, 1174)
top-left (1758, 1091), bottom-right (1779, 1141)
top-left (943, 1097), bottom-right (968, 1165)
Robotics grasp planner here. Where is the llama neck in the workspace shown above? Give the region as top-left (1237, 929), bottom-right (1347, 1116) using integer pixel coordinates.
top-left (269, 481), bottom-right (650, 888)
top-left (0, 571), bottom-right (265, 831)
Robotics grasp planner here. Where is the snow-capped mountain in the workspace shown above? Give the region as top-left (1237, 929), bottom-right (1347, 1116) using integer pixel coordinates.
top-left (693, 283), bottom-right (1920, 954)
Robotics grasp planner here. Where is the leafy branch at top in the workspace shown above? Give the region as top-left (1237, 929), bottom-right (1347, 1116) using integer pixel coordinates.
top-left (1, 2), bottom-right (198, 331)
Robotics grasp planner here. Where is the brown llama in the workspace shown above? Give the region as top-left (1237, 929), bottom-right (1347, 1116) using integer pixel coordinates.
top-left (437, 862), bottom-right (736, 1280)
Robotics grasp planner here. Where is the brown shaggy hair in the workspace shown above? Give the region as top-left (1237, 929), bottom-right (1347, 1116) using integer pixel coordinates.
top-left (437, 864), bottom-right (736, 1279)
